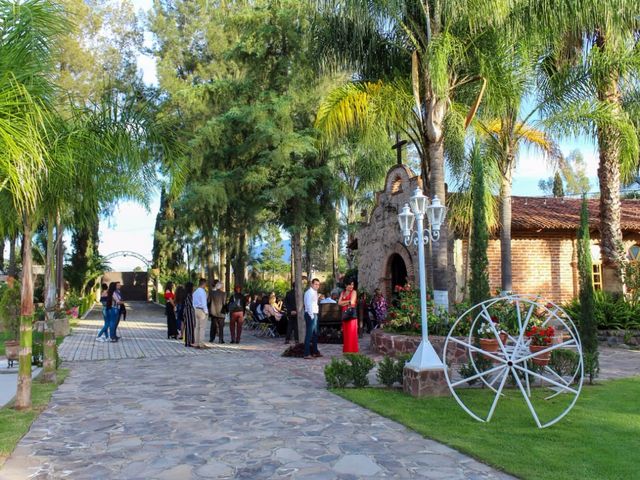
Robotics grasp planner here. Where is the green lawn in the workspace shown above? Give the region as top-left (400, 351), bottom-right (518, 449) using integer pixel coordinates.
top-left (0, 369), bottom-right (69, 465)
top-left (336, 377), bottom-right (640, 480)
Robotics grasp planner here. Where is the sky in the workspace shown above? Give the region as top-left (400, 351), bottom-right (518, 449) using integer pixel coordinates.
top-left (99, 0), bottom-right (599, 271)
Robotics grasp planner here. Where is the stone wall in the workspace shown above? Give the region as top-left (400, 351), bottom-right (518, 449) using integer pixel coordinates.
top-left (598, 329), bottom-right (640, 347)
top-left (356, 165), bottom-right (420, 298)
top-left (370, 330), bottom-right (468, 365)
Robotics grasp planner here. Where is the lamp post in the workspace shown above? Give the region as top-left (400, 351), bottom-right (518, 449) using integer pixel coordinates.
top-left (398, 187), bottom-right (447, 370)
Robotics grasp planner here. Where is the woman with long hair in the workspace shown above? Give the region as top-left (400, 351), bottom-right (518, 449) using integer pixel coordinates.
top-left (164, 281), bottom-right (178, 339)
top-left (106, 282), bottom-right (120, 343)
top-left (227, 285), bottom-right (246, 344)
top-left (175, 285), bottom-right (186, 339)
top-left (338, 278), bottom-right (359, 353)
top-left (183, 282), bottom-right (196, 347)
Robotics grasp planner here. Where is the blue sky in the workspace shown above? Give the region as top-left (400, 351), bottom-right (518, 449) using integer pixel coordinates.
top-left (100, 0), bottom-right (599, 270)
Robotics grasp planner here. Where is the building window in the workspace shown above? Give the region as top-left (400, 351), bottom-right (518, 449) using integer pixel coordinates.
top-left (628, 244), bottom-right (640, 262)
top-left (592, 263), bottom-right (603, 291)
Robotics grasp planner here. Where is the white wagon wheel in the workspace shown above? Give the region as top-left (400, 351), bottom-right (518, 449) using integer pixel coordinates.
top-left (442, 295), bottom-right (584, 428)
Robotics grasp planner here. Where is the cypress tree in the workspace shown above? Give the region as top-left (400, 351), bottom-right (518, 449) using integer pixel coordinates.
top-left (552, 171), bottom-right (564, 197)
top-left (469, 148), bottom-right (490, 305)
top-left (577, 196), bottom-right (599, 383)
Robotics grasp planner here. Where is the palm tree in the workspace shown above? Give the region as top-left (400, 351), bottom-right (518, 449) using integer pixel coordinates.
top-left (525, 0), bottom-right (640, 293)
top-left (315, 1), bottom-right (504, 305)
top-left (0, 0), bottom-right (67, 410)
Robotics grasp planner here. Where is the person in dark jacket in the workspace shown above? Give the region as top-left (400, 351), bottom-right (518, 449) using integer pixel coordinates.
top-left (283, 284), bottom-right (299, 344)
top-left (227, 285), bottom-right (246, 344)
top-left (209, 281), bottom-right (227, 343)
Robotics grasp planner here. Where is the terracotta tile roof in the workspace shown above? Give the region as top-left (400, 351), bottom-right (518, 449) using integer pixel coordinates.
top-left (511, 196), bottom-right (640, 232)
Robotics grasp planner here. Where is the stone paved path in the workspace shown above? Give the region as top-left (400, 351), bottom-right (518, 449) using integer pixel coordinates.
top-left (1, 302), bottom-right (516, 480)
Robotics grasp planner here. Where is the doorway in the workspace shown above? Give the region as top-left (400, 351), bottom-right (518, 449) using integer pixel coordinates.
top-left (389, 253), bottom-right (408, 291)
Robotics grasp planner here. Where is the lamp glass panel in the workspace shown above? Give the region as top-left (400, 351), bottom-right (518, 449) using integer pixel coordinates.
top-left (409, 188), bottom-right (427, 215)
top-left (398, 203), bottom-right (415, 233)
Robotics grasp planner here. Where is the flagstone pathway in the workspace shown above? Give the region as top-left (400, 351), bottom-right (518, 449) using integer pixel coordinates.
top-left (7, 300), bottom-right (635, 479)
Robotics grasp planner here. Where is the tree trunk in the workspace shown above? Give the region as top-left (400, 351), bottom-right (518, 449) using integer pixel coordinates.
top-left (427, 137), bottom-right (449, 303)
top-left (233, 230), bottom-right (246, 287)
top-left (0, 237), bottom-right (4, 271)
top-left (55, 215), bottom-right (64, 304)
top-left (595, 37), bottom-right (624, 293)
top-left (224, 238), bottom-right (231, 292)
top-left (424, 96), bottom-right (449, 308)
top-left (16, 215), bottom-right (34, 410)
top-left (43, 215), bottom-right (57, 383)
top-left (219, 232), bottom-right (226, 288)
top-left (333, 204), bottom-right (340, 283)
top-left (499, 160), bottom-right (515, 293)
top-left (8, 234), bottom-right (17, 277)
top-left (292, 231), bottom-right (306, 341)
top-left (305, 226), bottom-right (312, 281)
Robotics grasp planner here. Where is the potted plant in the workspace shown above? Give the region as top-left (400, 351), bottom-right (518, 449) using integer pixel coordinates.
top-left (477, 321), bottom-right (501, 352)
top-left (1, 282), bottom-right (21, 365)
top-left (525, 325), bottom-right (555, 366)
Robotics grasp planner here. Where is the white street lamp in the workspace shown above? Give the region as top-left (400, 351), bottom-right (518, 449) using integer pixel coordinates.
top-left (397, 188), bottom-right (447, 370)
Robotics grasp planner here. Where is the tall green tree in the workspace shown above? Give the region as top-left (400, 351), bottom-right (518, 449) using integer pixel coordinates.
top-left (530, 0), bottom-right (640, 293)
top-left (577, 196), bottom-right (598, 383)
top-left (0, 0), bottom-right (67, 410)
top-left (314, 0), bottom-right (512, 306)
top-left (468, 145), bottom-right (490, 305)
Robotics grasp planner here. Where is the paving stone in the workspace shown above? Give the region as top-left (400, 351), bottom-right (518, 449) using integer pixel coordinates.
top-left (194, 460), bottom-right (234, 478)
top-left (333, 455), bottom-right (382, 476)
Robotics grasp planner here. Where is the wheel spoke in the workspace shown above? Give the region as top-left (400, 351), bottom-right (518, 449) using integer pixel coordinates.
top-left (510, 366), bottom-right (543, 428)
top-left (447, 336), bottom-right (508, 364)
top-left (512, 364), bottom-right (579, 394)
top-left (516, 340), bottom-right (575, 364)
top-left (449, 363), bottom-right (508, 388)
top-left (486, 368), bottom-right (509, 422)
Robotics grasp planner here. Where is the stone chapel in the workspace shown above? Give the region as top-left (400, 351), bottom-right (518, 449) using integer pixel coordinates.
top-left (354, 164), bottom-right (640, 305)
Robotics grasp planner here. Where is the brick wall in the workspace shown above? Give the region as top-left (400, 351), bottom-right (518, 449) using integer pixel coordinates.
top-left (460, 234), bottom-right (640, 304)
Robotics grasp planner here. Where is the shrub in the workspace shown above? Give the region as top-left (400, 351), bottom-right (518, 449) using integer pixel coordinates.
top-left (549, 348), bottom-right (580, 376)
top-left (563, 291), bottom-right (640, 331)
top-left (0, 282), bottom-right (21, 340)
top-left (345, 353), bottom-right (375, 388)
top-left (324, 358), bottom-right (352, 388)
top-left (376, 356), bottom-right (397, 387)
top-left (394, 354), bottom-right (411, 384)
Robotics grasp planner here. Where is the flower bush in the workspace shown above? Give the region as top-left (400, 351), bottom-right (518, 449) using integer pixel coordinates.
top-left (525, 325), bottom-right (555, 346)
top-left (383, 284), bottom-right (470, 336)
top-left (477, 320), bottom-right (500, 339)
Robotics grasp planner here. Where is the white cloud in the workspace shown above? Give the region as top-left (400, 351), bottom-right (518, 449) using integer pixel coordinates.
top-left (514, 142), bottom-right (599, 180)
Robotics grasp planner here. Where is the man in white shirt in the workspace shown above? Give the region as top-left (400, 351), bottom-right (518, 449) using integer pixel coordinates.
top-left (303, 278), bottom-right (321, 359)
top-left (192, 278), bottom-right (208, 348)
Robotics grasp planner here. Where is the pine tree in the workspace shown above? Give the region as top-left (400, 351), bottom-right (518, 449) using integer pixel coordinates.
top-left (577, 196), bottom-right (599, 383)
top-left (469, 147), bottom-right (490, 305)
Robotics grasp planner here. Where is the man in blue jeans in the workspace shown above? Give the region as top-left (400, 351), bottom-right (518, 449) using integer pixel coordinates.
top-left (303, 278), bottom-right (322, 359)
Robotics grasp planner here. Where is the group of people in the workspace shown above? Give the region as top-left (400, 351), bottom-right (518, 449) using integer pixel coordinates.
top-left (96, 282), bottom-right (127, 342)
top-left (94, 276), bottom-right (388, 353)
top-left (163, 279), bottom-right (247, 348)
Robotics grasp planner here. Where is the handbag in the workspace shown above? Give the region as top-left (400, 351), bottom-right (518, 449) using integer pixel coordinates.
top-left (342, 307), bottom-right (356, 321)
